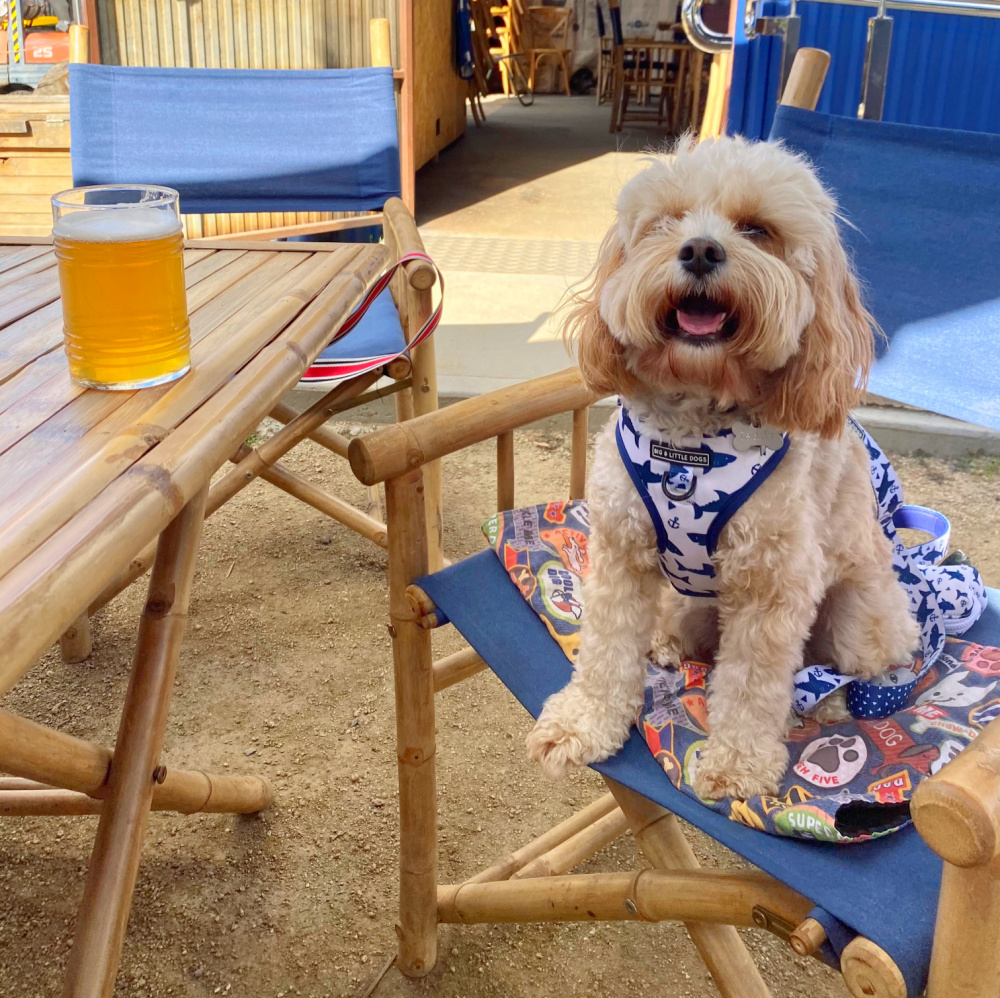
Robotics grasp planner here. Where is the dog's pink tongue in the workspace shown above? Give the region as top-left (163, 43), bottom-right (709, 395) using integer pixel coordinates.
top-left (676, 308), bottom-right (726, 336)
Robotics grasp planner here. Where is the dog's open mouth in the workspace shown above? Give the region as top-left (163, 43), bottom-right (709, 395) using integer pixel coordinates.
top-left (661, 294), bottom-right (739, 343)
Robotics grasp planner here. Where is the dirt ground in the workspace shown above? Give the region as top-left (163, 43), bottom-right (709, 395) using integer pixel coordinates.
top-left (2, 412), bottom-right (999, 998)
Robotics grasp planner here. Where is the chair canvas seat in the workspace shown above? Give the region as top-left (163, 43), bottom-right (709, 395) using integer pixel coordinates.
top-left (302, 287), bottom-right (407, 382)
top-left (418, 550), bottom-right (1000, 994)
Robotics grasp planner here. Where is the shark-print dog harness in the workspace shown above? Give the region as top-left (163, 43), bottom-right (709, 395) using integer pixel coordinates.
top-left (615, 403), bottom-right (986, 719)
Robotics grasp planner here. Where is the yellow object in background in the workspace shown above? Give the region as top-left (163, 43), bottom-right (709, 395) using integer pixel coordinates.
top-left (52, 186), bottom-right (191, 390)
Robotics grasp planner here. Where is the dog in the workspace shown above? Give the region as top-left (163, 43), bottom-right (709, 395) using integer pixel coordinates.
top-left (525, 135), bottom-right (920, 801)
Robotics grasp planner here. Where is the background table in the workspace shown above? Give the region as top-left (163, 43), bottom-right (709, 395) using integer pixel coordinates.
top-left (0, 236), bottom-right (387, 996)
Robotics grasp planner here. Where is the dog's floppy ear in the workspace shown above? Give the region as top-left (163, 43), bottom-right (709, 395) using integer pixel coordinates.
top-left (565, 227), bottom-right (639, 398)
top-left (758, 235), bottom-right (877, 438)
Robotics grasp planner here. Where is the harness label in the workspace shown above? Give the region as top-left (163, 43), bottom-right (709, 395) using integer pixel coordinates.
top-left (650, 443), bottom-right (711, 467)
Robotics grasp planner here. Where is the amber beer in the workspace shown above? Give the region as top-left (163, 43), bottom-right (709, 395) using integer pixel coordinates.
top-left (52, 186), bottom-right (191, 390)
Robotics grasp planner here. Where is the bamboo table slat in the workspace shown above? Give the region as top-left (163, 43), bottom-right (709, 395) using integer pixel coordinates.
top-left (0, 236), bottom-right (389, 694)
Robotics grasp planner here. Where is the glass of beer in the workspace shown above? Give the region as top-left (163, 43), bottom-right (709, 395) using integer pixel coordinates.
top-left (52, 185), bottom-right (191, 390)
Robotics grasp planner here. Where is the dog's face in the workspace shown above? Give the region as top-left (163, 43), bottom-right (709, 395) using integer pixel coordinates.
top-left (572, 136), bottom-right (876, 437)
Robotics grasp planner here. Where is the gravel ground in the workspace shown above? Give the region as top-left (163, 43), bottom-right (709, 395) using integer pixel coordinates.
top-left (2, 415), bottom-right (998, 998)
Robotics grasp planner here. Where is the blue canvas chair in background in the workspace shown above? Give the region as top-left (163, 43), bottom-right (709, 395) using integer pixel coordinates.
top-left (346, 48), bottom-right (1000, 998)
top-left (62, 20), bottom-right (444, 661)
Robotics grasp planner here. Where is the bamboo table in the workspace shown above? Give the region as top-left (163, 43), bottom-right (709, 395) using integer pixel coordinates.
top-left (0, 235), bottom-right (389, 997)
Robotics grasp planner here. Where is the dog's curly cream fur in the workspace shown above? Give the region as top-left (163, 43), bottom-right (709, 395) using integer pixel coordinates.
top-left (526, 136), bottom-right (919, 800)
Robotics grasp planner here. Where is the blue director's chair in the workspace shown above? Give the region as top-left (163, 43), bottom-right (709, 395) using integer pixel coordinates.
top-left (347, 48), bottom-right (1000, 998)
top-left (64, 24), bottom-right (444, 654)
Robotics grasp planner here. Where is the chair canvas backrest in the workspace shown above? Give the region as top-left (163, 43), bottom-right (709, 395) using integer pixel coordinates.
top-left (69, 64), bottom-right (401, 216)
top-left (595, 2), bottom-right (606, 39)
top-left (607, 1), bottom-right (624, 48)
top-left (770, 105), bottom-right (1000, 434)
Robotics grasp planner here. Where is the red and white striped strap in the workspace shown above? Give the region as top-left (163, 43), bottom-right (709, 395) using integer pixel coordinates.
top-left (301, 250), bottom-right (443, 383)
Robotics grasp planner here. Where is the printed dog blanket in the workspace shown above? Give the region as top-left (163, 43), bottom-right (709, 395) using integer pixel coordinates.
top-left (484, 500), bottom-right (1000, 843)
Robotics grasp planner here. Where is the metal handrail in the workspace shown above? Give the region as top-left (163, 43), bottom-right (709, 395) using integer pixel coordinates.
top-left (682, 0), bottom-right (1000, 53)
top-left (681, 0), bottom-right (732, 53)
top-left (831, 0), bottom-right (1000, 14)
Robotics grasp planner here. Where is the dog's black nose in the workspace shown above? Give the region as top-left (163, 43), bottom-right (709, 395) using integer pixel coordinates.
top-left (679, 238), bottom-right (726, 278)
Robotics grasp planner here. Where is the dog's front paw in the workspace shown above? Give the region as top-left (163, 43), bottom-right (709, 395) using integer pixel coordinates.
top-left (649, 628), bottom-right (683, 668)
top-left (811, 687), bottom-right (851, 725)
top-left (691, 741), bottom-right (788, 801)
top-left (526, 716), bottom-right (597, 778)
top-left (526, 690), bottom-right (631, 779)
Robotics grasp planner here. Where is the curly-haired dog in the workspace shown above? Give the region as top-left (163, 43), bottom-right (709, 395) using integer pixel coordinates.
top-left (526, 136), bottom-right (919, 800)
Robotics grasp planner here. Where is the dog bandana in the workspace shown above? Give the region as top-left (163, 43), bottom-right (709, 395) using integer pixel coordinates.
top-left (484, 501), bottom-right (999, 843)
top-left (615, 404), bottom-right (986, 719)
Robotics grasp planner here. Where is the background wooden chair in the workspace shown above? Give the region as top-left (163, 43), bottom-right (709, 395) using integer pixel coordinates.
top-left (524, 4), bottom-right (573, 96)
top-left (59, 20), bottom-right (444, 664)
top-left (490, 0), bottom-right (524, 96)
top-left (607, 0), bottom-right (687, 133)
top-left (595, 2), bottom-right (615, 105)
top-left (346, 49), bottom-right (1000, 997)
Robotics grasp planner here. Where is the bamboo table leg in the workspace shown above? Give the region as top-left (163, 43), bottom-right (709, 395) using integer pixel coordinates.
top-left (605, 779), bottom-right (773, 998)
top-left (59, 612), bottom-right (93, 664)
top-left (64, 488), bottom-right (208, 998)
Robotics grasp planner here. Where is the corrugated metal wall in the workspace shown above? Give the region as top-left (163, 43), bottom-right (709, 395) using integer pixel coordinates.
top-left (730, 0), bottom-right (1000, 139)
top-left (92, 0), bottom-right (401, 236)
top-left (96, 0), bottom-right (399, 70)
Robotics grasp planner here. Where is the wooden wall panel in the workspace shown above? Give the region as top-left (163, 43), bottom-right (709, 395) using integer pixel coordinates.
top-left (0, 98), bottom-right (72, 237)
top-left (87, 0), bottom-right (332, 236)
top-left (95, 0), bottom-right (465, 170)
top-left (0, 0), bottom-right (465, 235)
top-left (412, 0), bottom-right (466, 169)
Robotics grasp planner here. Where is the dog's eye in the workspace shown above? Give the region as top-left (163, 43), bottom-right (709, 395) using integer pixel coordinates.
top-left (735, 221), bottom-right (770, 239)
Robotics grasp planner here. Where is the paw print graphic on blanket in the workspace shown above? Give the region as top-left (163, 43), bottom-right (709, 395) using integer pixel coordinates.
top-left (485, 500), bottom-right (1000, 843)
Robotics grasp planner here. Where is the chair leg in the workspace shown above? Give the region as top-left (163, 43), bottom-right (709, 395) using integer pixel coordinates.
top-left (609, 74), bottom-right (623, 132)
top-left (925, 861), bottom-right (1000, 998)
top-left (561, 51), bottom-right (571, 96)
top-left (64, 487), bottom-right (208, 998)
top-left (690, 52), bottom-right (705, 134)
top-left (605, 779), bottom-right (773, 998)
top-left (408, 288), bottom-right (444, 571)
top-left (386, 470), bottom-right (437, 976)
top-left (617, 86), bottom-right (630, 133)
top-left (529, 52), bottom-right (537, 92)
top-left (366, 484), bottom-right (384, 522)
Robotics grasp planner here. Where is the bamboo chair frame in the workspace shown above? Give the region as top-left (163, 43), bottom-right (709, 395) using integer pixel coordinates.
top-left (57, 20), bottom-right (445, 665)
top-left (348, 360), bottom-right (1000, 998)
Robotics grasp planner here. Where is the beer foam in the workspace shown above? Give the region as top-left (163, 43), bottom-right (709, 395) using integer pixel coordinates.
top-left (54, 206), bottom-right (181, 243)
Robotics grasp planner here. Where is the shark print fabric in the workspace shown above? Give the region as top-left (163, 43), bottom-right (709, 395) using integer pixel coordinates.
top-left (614, 403), bottom-right (789, 597)
top-left (616, 404), bottom-right (986, 719)
top-left (484, 500), bottom-right (1000, 843)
